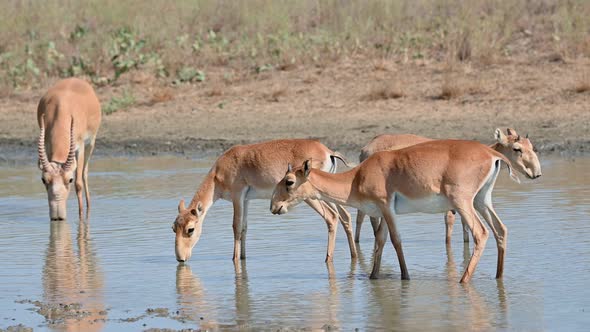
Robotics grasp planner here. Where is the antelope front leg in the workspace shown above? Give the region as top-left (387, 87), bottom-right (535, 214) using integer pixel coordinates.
top-left (82, 138), bottom-right (96, 218)
top-left (240, 199), bottom-right (249, 260)
top-left (305, 199), bottom-right (338, 262)
top-left (333, 203), bottom-right (358, 259)
top-left (381, 206), bottom-right (409, 280)
top-left (445, 210), bottom-right (456, 245)
top-left (231, 189), bottom-right (247, 262)
top-left (74, 144), bottom-right (85, 218)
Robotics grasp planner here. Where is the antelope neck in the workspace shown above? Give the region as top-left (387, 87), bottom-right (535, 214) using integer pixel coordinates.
top-left (188, 172), bottom-right (218, 212)
top-left (308, 168), bottom-right (358, 207)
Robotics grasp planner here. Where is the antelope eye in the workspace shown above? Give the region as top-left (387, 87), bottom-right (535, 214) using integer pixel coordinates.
top-left (187, 228), bottom-right (195, 235)
top-left (68, 178), bottom-right (74, 183)
top-left (286, 179), bottom-right (295, 186)
top-left (41, 177), bottom-right (47, 184)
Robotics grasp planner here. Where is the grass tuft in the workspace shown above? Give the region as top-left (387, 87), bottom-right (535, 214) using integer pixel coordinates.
top-left (266, 85), bottom-right (288, 102)
top-left (364, 82), bottom-right (405, 101)
top-left (150, 88), bottom-right (174, 105)
top-left (573, 73), bottom-right (590, 93)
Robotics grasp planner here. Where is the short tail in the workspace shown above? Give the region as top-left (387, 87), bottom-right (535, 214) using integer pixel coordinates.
top-left (329, 151), bottom-right (352, 173)
top-left (496, 154), bottom-right (520, 184)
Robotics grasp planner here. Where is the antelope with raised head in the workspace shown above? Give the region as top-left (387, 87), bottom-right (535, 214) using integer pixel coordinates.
top-left (173, 139), bottom-right (357, 263)
top-left (37, 78), bottom-right (101, 220)
top-left (354, 128), bottom-right (541, 244)
top-left (271, 140), bottom-right (521, 283)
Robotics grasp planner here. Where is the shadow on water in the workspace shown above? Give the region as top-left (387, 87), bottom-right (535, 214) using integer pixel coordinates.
top-left (43, 218), bottom-right (106, 331)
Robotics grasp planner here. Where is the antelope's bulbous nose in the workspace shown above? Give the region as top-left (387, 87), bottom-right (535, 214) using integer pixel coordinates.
top-left (177, 259), bottom-right (185, 263)
top-left (533, 173), bottom-right (542, 179)
top-left (271, 205), bottom-right (285, 215)
top-left (49, 200), bottom-right (67, 221)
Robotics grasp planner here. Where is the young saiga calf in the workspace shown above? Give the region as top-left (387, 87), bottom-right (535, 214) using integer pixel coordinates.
top-left (173, 139), bottom-right (357, 263)
top-left (354, 128), bottom-right (542, 244)
top-left (37, 78), bottom-right (101, 220)
top-left (271, 140), bottom-right (520, 283)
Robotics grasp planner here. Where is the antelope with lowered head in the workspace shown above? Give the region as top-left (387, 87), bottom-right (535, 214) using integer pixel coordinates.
top-left (271, 140), bottom-right (520, 283)
top-left (37, 78), bottom-right (101, 220)
top-left (354, 128), bottom-right (542, 244)
top-left (173, 139), bottom-right (357, 263)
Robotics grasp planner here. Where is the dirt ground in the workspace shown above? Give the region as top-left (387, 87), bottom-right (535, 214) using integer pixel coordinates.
top-left (1, 55), bottom-right (589, 162)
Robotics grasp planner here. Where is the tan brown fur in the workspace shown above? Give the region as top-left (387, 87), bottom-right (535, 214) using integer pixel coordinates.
top-left (271, 140), bottom-right (520, 283)
top-left (173, 139), bottom-right (357, 263)
top-left (37, 78), bottom-right (101, 220)
top-left (355, 129), bottom-right (541, 244)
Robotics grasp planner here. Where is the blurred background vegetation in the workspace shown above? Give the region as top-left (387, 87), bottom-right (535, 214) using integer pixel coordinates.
top-left (0, 0), bottom-right (588, 91)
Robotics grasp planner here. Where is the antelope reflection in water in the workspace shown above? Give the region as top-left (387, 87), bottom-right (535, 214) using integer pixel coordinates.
top-left (304, 261), bottom-right (341, 329)
top-left (175, 264), bottom-right (218, 329)
top-left (43, 219), bottom-right (105, 331)
top-left (356, 243), bottom-right (508, 330)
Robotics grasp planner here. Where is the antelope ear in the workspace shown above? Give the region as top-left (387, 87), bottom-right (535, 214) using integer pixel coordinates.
top-left (506, 128), bottom-right (518, 136)
top-left (192, 201), bottom-right (203, 217)
top-left (303, 159), bottom-right (312, 178)
top-left (495, 128), bottom-right (509, 146)
top-left (178, 199), bottom-right (186, 213)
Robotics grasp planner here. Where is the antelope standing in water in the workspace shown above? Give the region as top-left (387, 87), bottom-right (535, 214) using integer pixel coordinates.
top-left (37, 78), bottom-right (101, 220)
top-left (354, 129), bottom-right (541, 244)
top-left (271, 140), bottom-right (520, 283)
top-left (173, 139), bottom-right (357, 263)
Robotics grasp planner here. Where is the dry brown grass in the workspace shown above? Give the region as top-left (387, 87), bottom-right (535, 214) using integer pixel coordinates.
top-left (363, 81), bottom-right (405, 101)
top-left (278, 62), bottom-right (297, 71)
top-left (573, 73), bottom-right (590, 93)
top-left (265, 85), bottom-right (288, 102)
top-left (439, 75), bottom-right (463, 100)
top-left (372, 60), bottom-right (393, 72)
top-left (456, 33), bottom-right (472, 62)
top-left (302, 76), bottom-right (318, 84)
top-left (437, 73), bottom-right (485, 100)
top-left (1, 0), bottom-right (589, 91)
top-left (149, 88), bottom-right (174, 105)
top-left (205, 85), bottom-right (225, 97)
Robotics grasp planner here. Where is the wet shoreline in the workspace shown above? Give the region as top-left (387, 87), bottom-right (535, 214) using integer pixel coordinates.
top-left (1, 136), bottom-right (588, 166)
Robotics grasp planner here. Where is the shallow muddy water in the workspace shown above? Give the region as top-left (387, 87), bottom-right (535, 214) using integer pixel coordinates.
top-left (0, 156), bottom-right (588, 331)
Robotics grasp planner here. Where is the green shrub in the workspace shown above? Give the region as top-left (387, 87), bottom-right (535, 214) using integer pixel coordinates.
top-left (103, 90), bottom-right (136, 115)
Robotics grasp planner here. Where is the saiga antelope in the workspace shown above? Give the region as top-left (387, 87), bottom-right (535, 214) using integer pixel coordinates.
top-left (37, 78), bottom-right (101, 220)
top-left (173, 139), bottom-right (357, 263)
top-left (271, 140), bottom-right (520, 283)
top-left (354, 129), bottom-right (541, 244)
